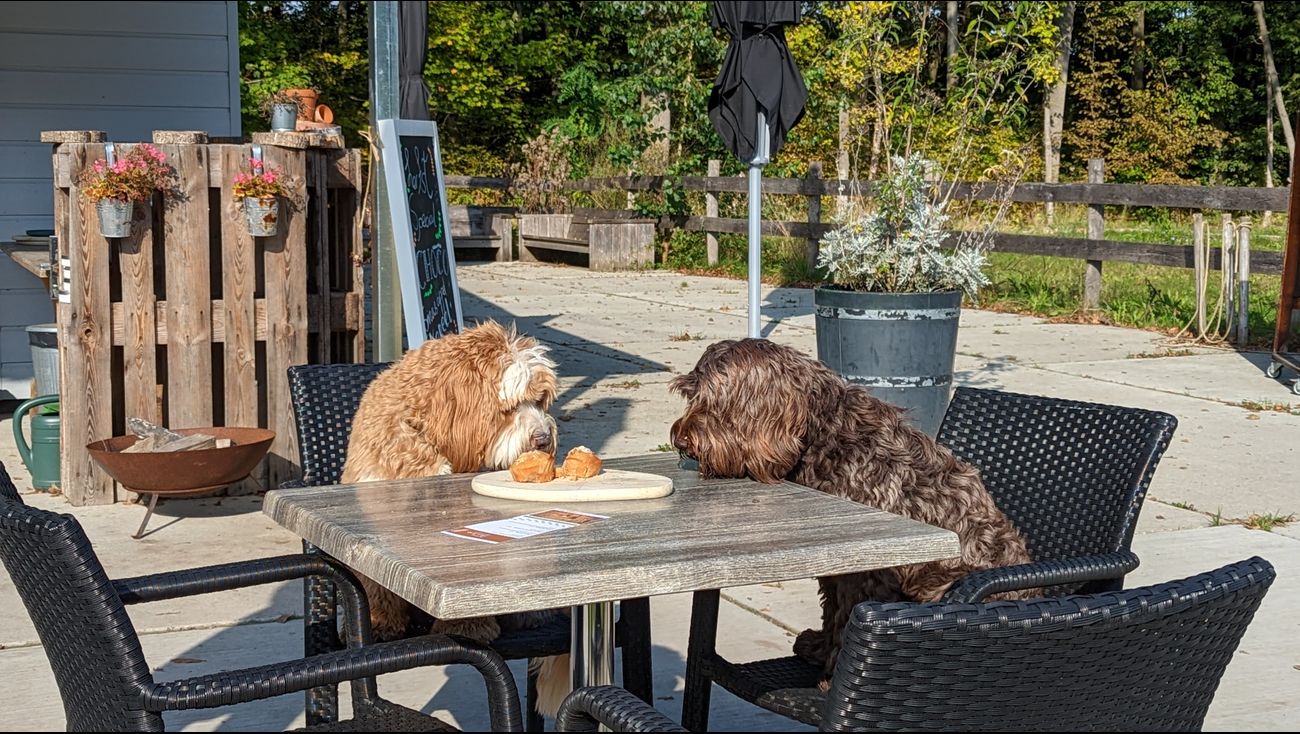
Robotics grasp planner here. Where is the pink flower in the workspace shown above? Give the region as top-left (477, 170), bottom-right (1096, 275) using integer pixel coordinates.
top-left (263, 172), bottom-right (277, 183)
top-left (249, 157), bottom-right (263, 170)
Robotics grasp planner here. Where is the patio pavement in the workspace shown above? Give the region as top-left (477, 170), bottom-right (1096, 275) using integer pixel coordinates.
top-left (0, 260), bottom-right (1296, 730)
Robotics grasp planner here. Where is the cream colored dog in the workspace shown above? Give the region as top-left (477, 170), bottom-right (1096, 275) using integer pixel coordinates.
top-left (341, 320), bottom-right (559, 641)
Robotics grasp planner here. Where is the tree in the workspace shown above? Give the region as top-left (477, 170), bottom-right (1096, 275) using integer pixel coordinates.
top-left (1255, 1), bottom-right (1295, 164)
top-left (1043, 1), bottom-right (1075, 224)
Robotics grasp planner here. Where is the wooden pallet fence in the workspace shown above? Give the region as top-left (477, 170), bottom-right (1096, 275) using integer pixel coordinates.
top-left (51, 135), bottom-right (365, 505)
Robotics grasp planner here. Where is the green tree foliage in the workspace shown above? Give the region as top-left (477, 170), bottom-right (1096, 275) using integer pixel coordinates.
top-left (237, 1), bottom-right (1300, 187)
top-left (239, 1), bottom-right (369, 144)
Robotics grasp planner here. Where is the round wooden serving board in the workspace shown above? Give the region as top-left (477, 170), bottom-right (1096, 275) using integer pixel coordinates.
top-left (471, 469), bottom-right (674, 502)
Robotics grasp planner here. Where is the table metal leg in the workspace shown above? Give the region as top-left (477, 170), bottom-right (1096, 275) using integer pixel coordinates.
top-left (571, 601), bottom-right (615, 730)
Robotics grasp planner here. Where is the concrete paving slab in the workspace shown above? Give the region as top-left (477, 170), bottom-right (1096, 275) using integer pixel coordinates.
top-left (1129, 526), bottom-right (1300, 732)
top-left (1049, 350), bottom-right (1296, 407)
top-left (956, 320), bottom-right (1178, 365)
top-left (942, 362), bottom-right (1298, 519)
top-left (0, 262), bottom-right (1295, 730)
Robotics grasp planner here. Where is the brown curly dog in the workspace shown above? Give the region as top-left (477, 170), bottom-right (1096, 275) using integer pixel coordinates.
top-left (669, 338), bottom-right (1037, 684)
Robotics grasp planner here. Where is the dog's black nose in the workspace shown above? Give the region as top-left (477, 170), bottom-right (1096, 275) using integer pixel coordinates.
top-left (532, 432), bottom-right (553, 451)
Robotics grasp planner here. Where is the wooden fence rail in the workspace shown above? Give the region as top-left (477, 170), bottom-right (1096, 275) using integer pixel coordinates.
top-left (444, 160), bottom-right (1288, 295)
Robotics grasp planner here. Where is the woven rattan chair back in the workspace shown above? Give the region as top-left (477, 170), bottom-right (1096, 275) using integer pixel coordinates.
top-left (287, 363), bottom-right (391, 485)
top-left (824, 556), bottom-right (1274, 732)
top-left (0, 489), bottom-right (162, 731)
top-left (0, 462), bottom-right (20, 503)
top-left (938, 387), bottom-right (1177, 567)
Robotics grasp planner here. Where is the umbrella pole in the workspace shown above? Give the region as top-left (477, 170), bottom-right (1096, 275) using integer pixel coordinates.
top-left (748, 113), bottom-right (771, 339)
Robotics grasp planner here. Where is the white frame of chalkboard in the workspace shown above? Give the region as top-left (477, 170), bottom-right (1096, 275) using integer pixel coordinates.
top-left (376, 117), bottom-right (465, 344)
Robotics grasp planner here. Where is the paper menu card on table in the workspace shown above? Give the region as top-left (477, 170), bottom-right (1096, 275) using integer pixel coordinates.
top-left (443, 509), bottom-right (608, 544)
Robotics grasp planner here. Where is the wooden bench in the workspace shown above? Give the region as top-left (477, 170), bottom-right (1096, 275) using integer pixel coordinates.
top-left (518, 212), bottom-right (655, 270)
top-left (448, 205), bottom-right (514, 262)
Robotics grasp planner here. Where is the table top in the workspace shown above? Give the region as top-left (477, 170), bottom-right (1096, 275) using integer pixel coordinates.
top-left (263, 453), bottom-right (961, 618)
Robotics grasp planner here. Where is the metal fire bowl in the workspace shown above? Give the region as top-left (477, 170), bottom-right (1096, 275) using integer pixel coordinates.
top-left (87, 427), bottom-right (275, 496)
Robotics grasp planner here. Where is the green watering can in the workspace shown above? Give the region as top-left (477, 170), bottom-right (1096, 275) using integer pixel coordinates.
top-left (14, 395), bottom-right (60, 490)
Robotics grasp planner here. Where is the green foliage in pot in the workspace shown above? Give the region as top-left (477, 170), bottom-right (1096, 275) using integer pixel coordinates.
top-left (817, 153), bottom-right (991, 299)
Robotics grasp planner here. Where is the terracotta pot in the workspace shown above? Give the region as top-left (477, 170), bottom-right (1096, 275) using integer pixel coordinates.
top-left (282, 88), bottom-right (318, 120)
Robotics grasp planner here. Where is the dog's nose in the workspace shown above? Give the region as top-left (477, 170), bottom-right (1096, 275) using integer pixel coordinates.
top-left (531, 431), bottom-right (553, 452)
top-left (672, 433), bottom-right (690, 452)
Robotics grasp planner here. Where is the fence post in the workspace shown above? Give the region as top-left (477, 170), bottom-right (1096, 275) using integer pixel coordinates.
top-left (806, 161), bottom-right (823, 272)
top-left (1084, 158), bottom-right (1104, 310)
top-left (1221, 213), bottom-right (1235, 331)
top-left (706, 159), bottom-right (720, 266)
top-left (1238, 219), bottom-right (1252, 345)
top-left (1193, 212), bottom-right (1207, 337)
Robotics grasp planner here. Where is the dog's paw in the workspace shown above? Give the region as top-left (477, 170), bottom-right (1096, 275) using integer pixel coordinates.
top-left (430, 615), bottom-right (502, 644)
top-left (793, 627), bottom-right (830, 663)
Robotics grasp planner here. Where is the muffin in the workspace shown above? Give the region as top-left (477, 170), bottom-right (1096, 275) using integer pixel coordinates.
top-left (509, 450), bottom-right (556, 483)
top-left (557, 446), bottom-right (603, 480)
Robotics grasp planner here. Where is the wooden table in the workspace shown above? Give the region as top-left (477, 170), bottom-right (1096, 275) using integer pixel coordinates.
top-left (264, 453), bottom-right (961, 699)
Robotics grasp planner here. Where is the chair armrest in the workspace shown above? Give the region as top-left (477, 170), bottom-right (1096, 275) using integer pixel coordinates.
top-left (113, 554), bottom-right (374, 646)
top-left (941, 550), bottom-right (1140, 604)
top-left (557, 686), bottom-right (686, 733)
top-left (144, 634), bottom-right (523, 732)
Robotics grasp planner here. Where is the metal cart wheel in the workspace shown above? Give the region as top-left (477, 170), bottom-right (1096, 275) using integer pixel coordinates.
top-left (1291, 380), bottom-right (1300, 397)
top-left (1267, 361), bottom-right (1285, 380)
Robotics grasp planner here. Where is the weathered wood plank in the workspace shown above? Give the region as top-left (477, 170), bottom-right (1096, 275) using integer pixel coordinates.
top-left (309, 152), bottom-right (332, 364)
top-left (1084, 159), bottom-right (1105, 311)
top-left (159, 143), bottom-right (213, 430)
top-left (119, 150), bottom-right (159, 428)
top-left (982, 232), bottom-right (1284, 274)
top-left (346, 149), bottom-right (366, 361)
top-left (218, 146), bottom-right (259, 426)
top-left (264, 454), bottom-right (961, 619)
top-left (262, 147), bottom-right (309, 486)
top-left (219, 146), bottom-right (262, 493)
top-left (105, 294), bottom-right (361, 346)
top-left (61, 144), bottom-right (114, 505)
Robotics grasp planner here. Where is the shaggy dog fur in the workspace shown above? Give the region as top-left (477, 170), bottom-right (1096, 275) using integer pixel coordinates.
top-left (669, 338), bottom-right (1037, 683)
top-left (341, 320), bottom-right (561, 643)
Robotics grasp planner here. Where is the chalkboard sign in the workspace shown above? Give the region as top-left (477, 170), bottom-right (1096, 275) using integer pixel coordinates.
top-left (376, 118), bottom-right (464, 344)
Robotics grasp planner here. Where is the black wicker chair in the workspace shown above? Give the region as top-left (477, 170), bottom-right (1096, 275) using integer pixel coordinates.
top-left (559, 557), bottom-right (1275, 732)
top-left (0, 462), bottom-right (522, 732)
top-left (681, 387), bottom-right (1179, 730)
top-left (285, 363), bottom-right (655, 730)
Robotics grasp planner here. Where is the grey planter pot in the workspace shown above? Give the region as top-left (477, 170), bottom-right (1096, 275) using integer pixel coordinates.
top-left (96, 199), bottom-right (133, 238)
top-left (814, 287), bottom-right (962, 437)
top-left (270, 103), bottom-right (298, 132)
top-left (244, 196), bottom-right (280, 237)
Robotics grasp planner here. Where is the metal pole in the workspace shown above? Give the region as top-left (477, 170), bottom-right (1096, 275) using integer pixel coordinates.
top-left (571, 602), bottom-right (615, 731)
top-left (748, 111), bottom-right (770, 339)
top-left (369, 1), bottom-right (404, 361)
top-left (1238, 220), bottom-right (1252, 346)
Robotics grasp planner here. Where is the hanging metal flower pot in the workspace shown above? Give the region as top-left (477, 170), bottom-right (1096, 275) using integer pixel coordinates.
top-left (244, 196), bottom-right (279, 237)
top-left (96, 199), bottom-right (133, 238)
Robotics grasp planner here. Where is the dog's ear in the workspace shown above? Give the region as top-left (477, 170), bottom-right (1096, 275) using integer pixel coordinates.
top-left (498, 336), bottom-right (558, 411)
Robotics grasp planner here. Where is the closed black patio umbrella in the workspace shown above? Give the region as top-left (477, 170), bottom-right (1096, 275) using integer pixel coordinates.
top-left (398, 0), bottom-right (432, 120)
top-left (708, 1), bottom-right (807, 338)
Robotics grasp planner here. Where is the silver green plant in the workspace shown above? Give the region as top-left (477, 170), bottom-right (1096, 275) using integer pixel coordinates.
top-left (817, 153), bottom-right (992, 299)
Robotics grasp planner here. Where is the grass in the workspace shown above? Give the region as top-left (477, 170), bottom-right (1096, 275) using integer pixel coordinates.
top-left (1158, 500), bottom-right (1294, 532)
top-left (1243, 512), bottom-right (1296, 531)
top-left (652, 443), bottom-right (674, 453)
top-left (657, 207), bottom-right (1287, 344)
top-left (669, 331), bottom-right (705, 342)
top-left (612, 379), bottom-right (643, 389)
